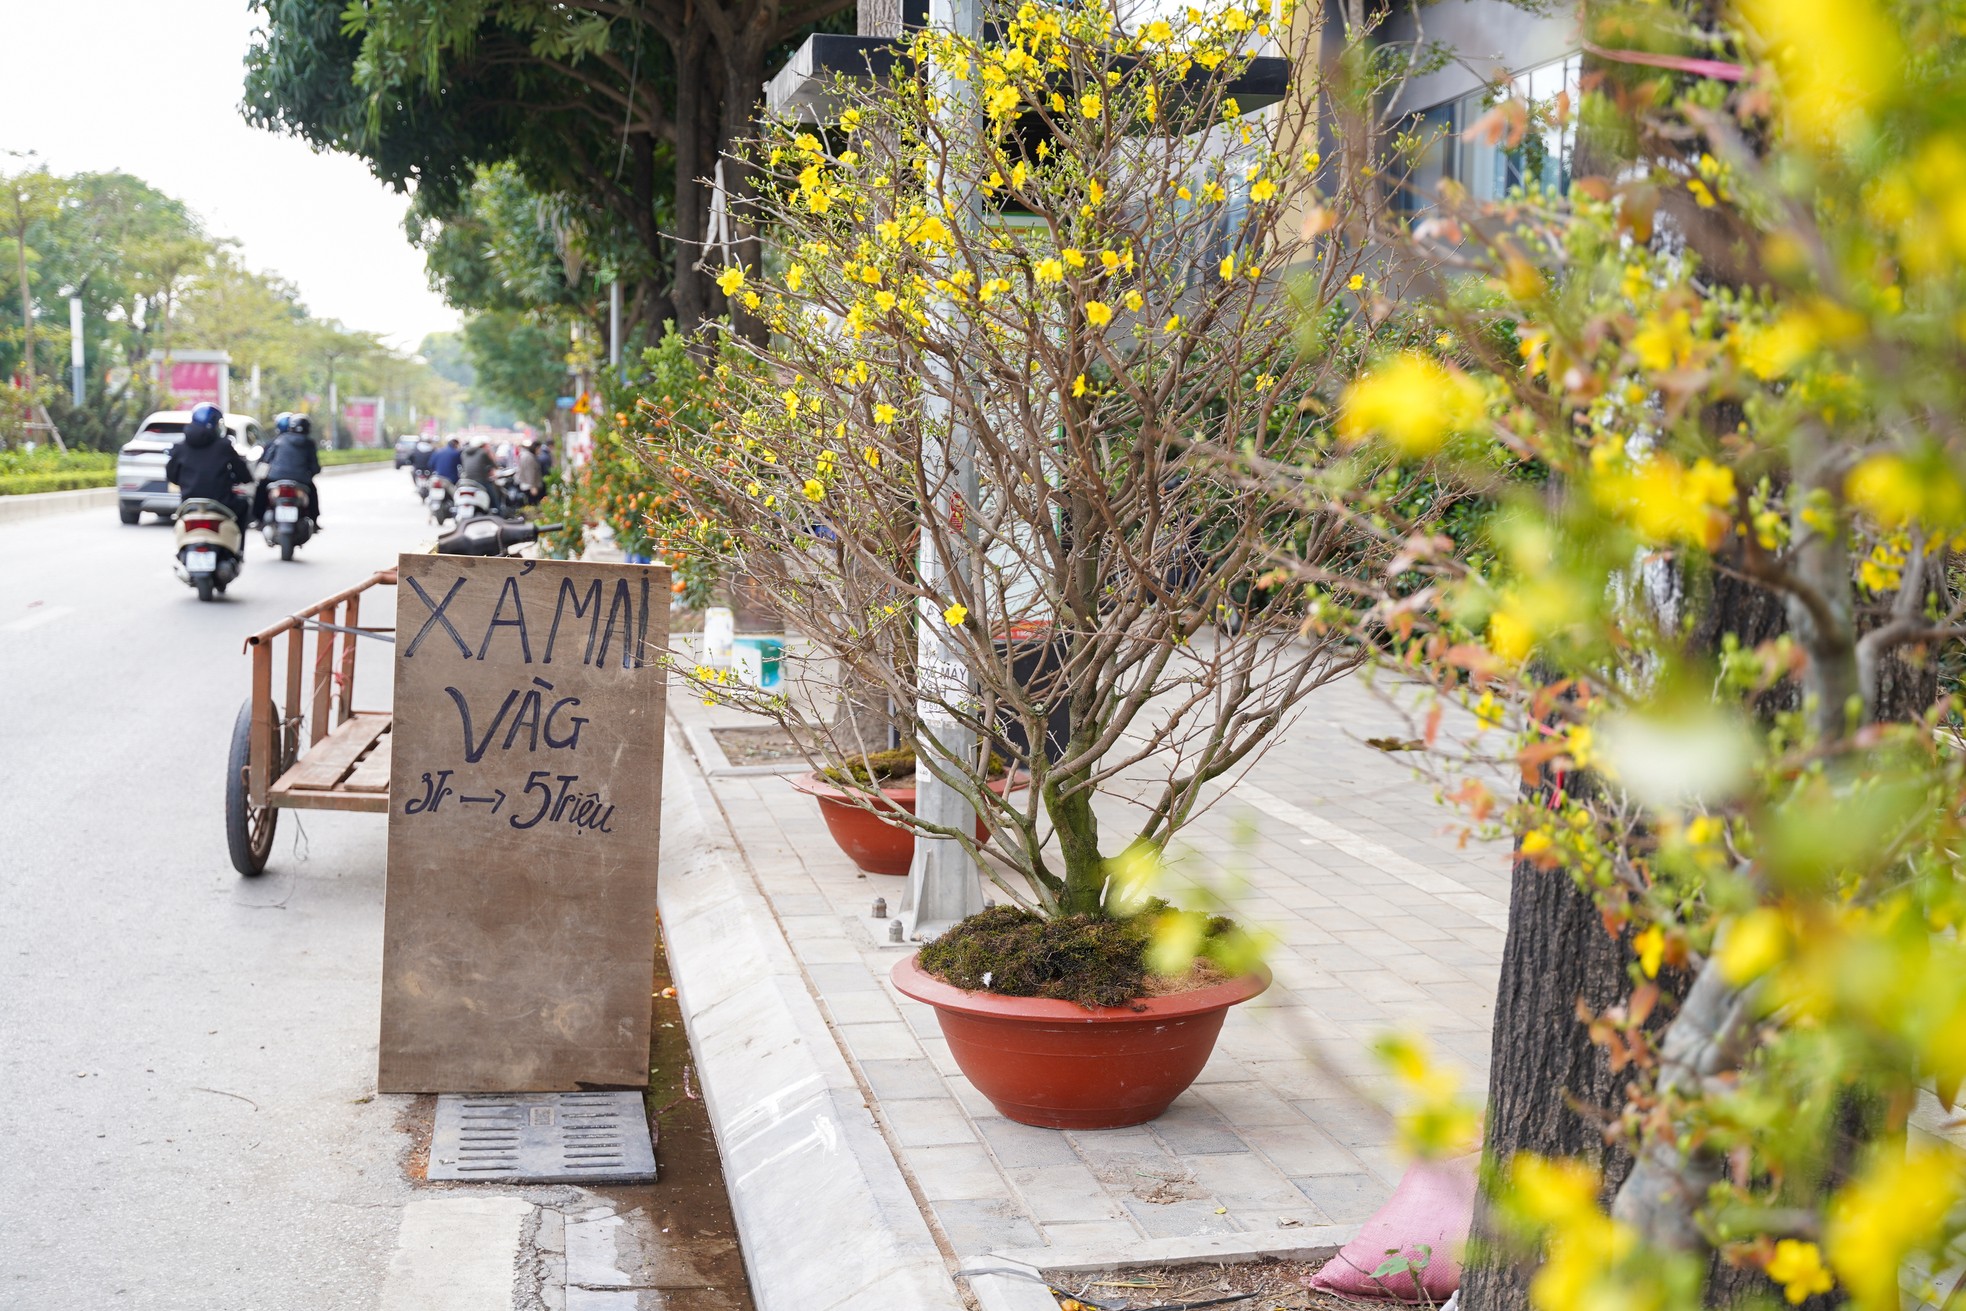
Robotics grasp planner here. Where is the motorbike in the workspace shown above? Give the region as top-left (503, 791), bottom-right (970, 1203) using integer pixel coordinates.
top-left (261, 479), bottom-right (315, 561)
top-left (173, 499), bottom-right (245, 602)
top-left (423, 474), bottom-right (454, 526)
top-left (435, 515), bottom-right (560, 557)
top-left (410, 465), bottom-right (433, 498)
top-left (453, 478), bottom-right (498, 521)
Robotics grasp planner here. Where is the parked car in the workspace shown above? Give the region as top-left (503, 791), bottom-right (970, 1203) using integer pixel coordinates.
top-left (117, 411), bottom-right (265, 525)
top-left (394, 435), bottom-right (420, 468)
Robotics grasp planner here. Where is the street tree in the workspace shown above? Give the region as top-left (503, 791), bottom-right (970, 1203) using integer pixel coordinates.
top-left (646, 0), bottom-right (1428, 917)
top-left (1250, 0), bottom-right (1966, 1305)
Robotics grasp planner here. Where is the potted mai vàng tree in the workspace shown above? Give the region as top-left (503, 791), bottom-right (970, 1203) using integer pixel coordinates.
top-left (661, 0), bottom-right (1413, 1127)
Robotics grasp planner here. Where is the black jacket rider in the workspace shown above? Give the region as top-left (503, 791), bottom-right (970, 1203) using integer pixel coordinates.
top-left (166, 425), bottom-right (252, 525)
top-left (252, 431), bottom-right (324, 523)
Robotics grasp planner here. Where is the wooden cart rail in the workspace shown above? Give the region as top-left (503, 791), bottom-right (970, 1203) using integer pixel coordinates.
top-left (241, 568), bottom-right (398, 814)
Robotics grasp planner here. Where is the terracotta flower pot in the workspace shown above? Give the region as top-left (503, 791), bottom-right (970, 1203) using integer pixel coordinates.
top-left (790, 770), bottom-right (1021, 877)
top-left (890, 953), bottom-right (1270, 1130)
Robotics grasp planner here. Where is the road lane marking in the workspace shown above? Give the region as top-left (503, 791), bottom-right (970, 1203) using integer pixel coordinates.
top-left (1, 605), bottom-right (74, 633)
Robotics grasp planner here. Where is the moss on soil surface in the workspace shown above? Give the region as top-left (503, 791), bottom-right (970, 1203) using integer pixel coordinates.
top-left (818, 744), bottom-right (1009, 788)
top-left (917, 904), bottom-right (1235, 1008)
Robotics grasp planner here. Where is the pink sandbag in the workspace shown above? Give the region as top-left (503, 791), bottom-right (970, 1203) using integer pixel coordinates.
top-left (1310, 1154), bottom-right (1479, 1302)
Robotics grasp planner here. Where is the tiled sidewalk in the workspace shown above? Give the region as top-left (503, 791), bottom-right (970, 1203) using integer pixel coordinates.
top-left (673, 673), bottom-right (1510, 1259)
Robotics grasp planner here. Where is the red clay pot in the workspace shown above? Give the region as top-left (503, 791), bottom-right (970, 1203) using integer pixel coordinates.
top-left (890, 954), bottom-right (1270, 1129)
top-left (789, 770), bottom-right (1025, 876)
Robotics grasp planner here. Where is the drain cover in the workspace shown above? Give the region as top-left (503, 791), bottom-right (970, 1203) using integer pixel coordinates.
top-left (428, 1091), bottom-right (656, 1184)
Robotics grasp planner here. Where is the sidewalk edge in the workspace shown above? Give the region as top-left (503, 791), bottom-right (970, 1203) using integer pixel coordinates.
top-left (658, 722), bottom-right (965, 1311)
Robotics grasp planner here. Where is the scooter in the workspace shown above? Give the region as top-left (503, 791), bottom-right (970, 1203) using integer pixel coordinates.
top-left (173, 499), bottom-right (245, 602)
top-left (261, 479), bottom-right (315, 561)
top-left (453, 478), bottom-right (497, 521)
top-left (424, 475), bottom-right (454, 526)
top-left (435, 515), bottom-right (560, 557)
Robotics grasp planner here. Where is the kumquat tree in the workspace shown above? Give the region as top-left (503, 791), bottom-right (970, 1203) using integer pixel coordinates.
top-left (654, 0), bottom-right (1446, 914)
top-left (1244, 0), bottom-right (1966, 1306)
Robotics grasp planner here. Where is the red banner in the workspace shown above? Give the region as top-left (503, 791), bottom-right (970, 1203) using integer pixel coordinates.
top-left (343, 399), bottom-right (381, 445)
top-left (166, 361), bottom-right (223, 407)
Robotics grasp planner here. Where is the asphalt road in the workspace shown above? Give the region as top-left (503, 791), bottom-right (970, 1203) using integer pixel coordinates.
top-left (0, 466), bottom-right (432, 1308)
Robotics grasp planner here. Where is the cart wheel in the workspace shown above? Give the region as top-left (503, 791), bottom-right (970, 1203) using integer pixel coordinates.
top-left (226, 699), bottom-right (280, 876)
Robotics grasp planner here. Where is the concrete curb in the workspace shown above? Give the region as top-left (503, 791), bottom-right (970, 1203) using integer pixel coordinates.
top-left (657, 722), bottom-right (964, 1311)
top-left (0, 460), bottom-right (397, 527)
top-left (0, 486), bottom-right (117, 524)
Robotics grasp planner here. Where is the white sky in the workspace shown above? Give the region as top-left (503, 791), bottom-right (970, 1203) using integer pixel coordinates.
top-left (1, 0), bottom-right (459, 352)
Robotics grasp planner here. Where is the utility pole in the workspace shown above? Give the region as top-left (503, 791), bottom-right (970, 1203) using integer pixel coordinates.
top-left (68, 297), bottom-right (84, 407)
top-left (609, 281), bottom-right (623, 373)
top-left (900, 0), bottom-right (985, 941)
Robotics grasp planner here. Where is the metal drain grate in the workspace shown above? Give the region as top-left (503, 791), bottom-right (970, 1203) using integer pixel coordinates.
top-left (428, 1091), bottom-right (656, 1183)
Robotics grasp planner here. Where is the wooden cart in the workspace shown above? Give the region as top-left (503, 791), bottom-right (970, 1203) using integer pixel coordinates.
top-left (227, 568), bottom-right (399, 875)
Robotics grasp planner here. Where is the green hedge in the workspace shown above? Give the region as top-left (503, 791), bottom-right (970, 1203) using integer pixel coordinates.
top-left (319, 448), bottom-right (397, 466)
top-left (0, 471), bottom-right (117, 496)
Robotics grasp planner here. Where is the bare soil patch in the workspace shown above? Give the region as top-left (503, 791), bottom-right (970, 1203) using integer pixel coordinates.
top-left (710, 724), bottom-right (809, 768)
top-left (1040, 1257), bottom-right (1385, 1310)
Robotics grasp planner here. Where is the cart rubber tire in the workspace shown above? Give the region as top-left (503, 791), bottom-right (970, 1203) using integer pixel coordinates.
top-left (225, 698), bottom-right (280, 876)
top-left (195, 575), bottom-right (216, 603)
top-left (119, 503), bottom-right (141, 525)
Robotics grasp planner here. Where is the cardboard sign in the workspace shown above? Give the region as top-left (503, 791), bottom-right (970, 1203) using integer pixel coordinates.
top-left (378, 554), bottom-right (670, 1092)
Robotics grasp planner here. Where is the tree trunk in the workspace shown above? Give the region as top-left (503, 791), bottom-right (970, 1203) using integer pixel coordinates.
top-left (669, 31), bottom-right (715, 333)
top-left (1460, 828), bottom-right (1644, 1311)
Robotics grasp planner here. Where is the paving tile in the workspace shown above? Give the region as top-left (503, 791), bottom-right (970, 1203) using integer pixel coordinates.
top-left (975, 1115), bottom-right (1083, 1168)
top-left (1195, 1081), bottom-right (1310, 1129)
top-left (802, 962), bottom-right (883, 993)
top-left (1183, 1150), bottom-right (1306, 1209)
top-left (1289, 1096), bottom-right (1398, 1150)
top-left (793, 937), bottom-right (866, 966)
top-left (882, 1096), bottom-right (980, 1148)
top-left (1146, 1099), bottom-right (1249, 1156)
top-left (1121, 1197), bottom-right (1241, 1238)
top-left (1037, 1219), bottom-right (1146, 1246)
top-left (1241, 1120), bottom-right (1369, 1176)
top-left (1007, 1161), bottom-right (1128, 1223)
top-left (859, 1057), bottom-right (950, 1100)
top-left (838, 1021), bottom-right (924, 1063)
top-left (913, 1144), bottom-right (1014, 1201)
top-left (821, 990), bottom-right (901, 1025)
top-left (1293, 1172), bottom-right (1392, 1223)
top-left (933, 1198), bottom-right (1043, 1253)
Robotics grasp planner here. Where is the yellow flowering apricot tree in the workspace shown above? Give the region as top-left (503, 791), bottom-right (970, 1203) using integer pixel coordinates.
top-left (660, 0), bottom-right (1422, 915)
top-left (1259, 1), bottom-right (1966, 1306)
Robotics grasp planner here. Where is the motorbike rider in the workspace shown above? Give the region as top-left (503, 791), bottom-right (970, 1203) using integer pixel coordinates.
top-left (165, 402), bottom-right (253, 530)
top-left (515, 438), bottom-right (544, 505)
top-left (429, 436), bottom-right (464, 485)
top-left (250, 412), bottom-right (325, 527)
top-left (459, 436), bottom-right (497, 487)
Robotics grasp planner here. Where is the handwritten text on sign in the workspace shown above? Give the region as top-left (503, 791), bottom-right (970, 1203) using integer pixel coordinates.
top-left (378, 554), bottom-right (671, 1093)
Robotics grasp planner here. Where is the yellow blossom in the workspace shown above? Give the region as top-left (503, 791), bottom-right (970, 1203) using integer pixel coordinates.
top-left (863, 446), bottom-right (881, 468)
top-left (1124, 290), bottom-right (1144, 312)
top-left (873, 403), bottom-right (898, 424)
top-left (1163, 314), bottom-right (1182, 333)
top-left (786, 264), bottom-right (806, 292)
top-left (1072, 373), bottom-right (1088, 397)
top-left (1717, 908), bottom-right (1789, 984)
top-left (1085, 300), bottom-right (1113, 327)
top-left (1035, 258), bottom-right (1065, 284)
top-left (874, 290), bottom-right (898, 312)
top-left (802, 479), bottom-right (825, 502)
top-left (1827, 1150), bottom-right (1961, 1311)
top-left (1766, 1240), bottom-right (1834, 1306)
top-left (1347, 273), bottom-right (1364, 292)
top-left (1337, 351), bottom-right (1486, 456)
top-left (1632, 925), bottom-right (1665, 979)
top-left (943, 602), bottom-right (968, 626)
top-left (1219, 254), bottom-right (1236, 281)
top-left (716, 266), bottom-right (746, 296)
top-left (1080, 91), bottom-right (1101, 119)
top-left (1250, 176), bottom-right (1276, 203)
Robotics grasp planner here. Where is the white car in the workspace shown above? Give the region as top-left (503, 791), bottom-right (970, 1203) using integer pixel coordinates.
top-left (117, 411), bottom-right (265, 525)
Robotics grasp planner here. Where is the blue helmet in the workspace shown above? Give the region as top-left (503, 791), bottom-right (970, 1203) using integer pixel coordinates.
top-left (185, 402), bottom-right (224, 449)
top-left (274, 412), bottom-right (293, 434)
